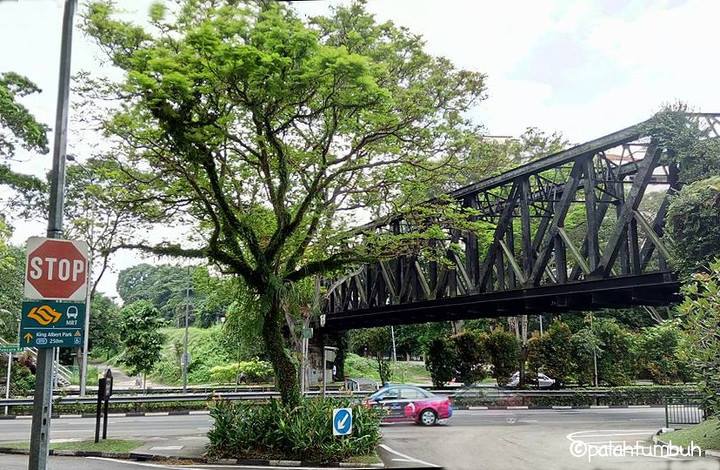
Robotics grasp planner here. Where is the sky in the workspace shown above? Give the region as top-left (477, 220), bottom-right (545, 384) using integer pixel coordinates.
top-left (1, 0), bottom-right (719, 299)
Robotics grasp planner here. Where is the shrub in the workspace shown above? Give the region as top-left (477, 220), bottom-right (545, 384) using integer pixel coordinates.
top-left (451, 331), bottom-right (487, 385)
top-left (209, 359), bottom-right (273, 384)
top-left (526, 321), bottom-right (573, 387)
top-left (635, 321), bottom-right (689, 384)
top-left (484, 327), bottom-right (520, 386)
top-left (592, 318), bottom-right (636, 386)
top-left (207, 398), bottom-right (382, 462)
top-left (679, 261), bottom-right (720, 415)
top-left (425, 337), bottom-right (456, 387)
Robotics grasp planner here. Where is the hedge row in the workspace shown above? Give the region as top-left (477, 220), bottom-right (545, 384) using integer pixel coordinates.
top-left (452, 385), bottom-right (701, 407)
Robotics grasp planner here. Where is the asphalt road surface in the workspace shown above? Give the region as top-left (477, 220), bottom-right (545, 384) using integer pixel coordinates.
top-left (380, 408), bottom-right (720, 469)
top-left (0, 408), bottom-right (718, 469)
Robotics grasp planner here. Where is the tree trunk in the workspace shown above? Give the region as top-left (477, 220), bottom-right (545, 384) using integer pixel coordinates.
top-left (262, 289), bottom-right (301, 408)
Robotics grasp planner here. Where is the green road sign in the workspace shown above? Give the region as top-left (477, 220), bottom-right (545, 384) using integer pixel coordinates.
top-left (20, 301), bottom-right (86, 349)
top-left (0, 344), bottom-right (22, 353)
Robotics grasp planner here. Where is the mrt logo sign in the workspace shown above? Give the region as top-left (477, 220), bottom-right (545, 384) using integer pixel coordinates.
top-left (24, 237), bottom-right (89, 301)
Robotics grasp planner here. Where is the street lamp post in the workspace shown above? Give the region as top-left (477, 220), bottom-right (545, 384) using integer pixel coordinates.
top-left (182, 267), bottom-right (191, 393)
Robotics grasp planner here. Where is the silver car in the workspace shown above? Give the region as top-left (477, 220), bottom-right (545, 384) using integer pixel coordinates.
top-left (505, 371), bottom-right (555, 388)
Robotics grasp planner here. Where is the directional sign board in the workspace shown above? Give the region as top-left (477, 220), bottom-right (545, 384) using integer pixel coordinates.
top-left (20, 301), bottom-right (86, 349)
top-left (0, 344), bottom-right (22, 353)
top-left (24, 237), bottom-right (89, 301)
top-left (332, 408), bottom-right (352, 436)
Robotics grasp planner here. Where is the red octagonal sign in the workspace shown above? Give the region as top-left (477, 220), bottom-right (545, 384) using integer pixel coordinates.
top-left (24, 237), bottom-right (89, 301)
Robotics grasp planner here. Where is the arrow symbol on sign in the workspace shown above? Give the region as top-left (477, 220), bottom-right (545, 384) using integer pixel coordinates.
top-left (24, 333), bottom-right (33, 343)
top-left (338, 413), bottom-right (349, 429)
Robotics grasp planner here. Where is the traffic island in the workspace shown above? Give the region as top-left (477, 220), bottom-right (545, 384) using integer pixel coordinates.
top-left (654, 418), bottom-right (720, 459)
top-left (0, 438), bottom-right (385, 468)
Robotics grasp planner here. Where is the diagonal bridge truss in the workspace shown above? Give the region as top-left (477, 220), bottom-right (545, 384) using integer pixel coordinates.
top-left (321, 113), bottom-right (720, 330)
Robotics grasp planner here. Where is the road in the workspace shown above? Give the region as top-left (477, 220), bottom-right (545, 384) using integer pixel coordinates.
top-left (380, 408), bottom-right (720, 469)
top-left (0, 409), bottom-right (718, 469)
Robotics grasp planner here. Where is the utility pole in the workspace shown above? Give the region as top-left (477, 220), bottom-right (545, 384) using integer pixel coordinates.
top-left (29, 1), bottom-right (77, 468)
top-left (182, 267), bottom-right (190, 393)
top-left (390, 326), bottom-right (397, 363)
top-left (591, 314), bottom-right (599, 387)
top-left (79, 257), bottom-right (92, 396)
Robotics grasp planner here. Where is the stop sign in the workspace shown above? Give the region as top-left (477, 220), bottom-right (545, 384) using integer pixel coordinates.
top-left (24, 237), bottom-right (89, 301)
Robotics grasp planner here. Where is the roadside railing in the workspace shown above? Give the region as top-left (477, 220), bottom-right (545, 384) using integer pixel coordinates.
top-left (665, 396), bottom-right (705, 428)
top-left (0, 389), bottom-right (349, 412)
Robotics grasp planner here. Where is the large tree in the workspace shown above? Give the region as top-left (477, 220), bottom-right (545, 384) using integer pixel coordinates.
top-left (0, 72), bottom-right (48, 211)
top-left (81, 0), bottom-right (489, 406)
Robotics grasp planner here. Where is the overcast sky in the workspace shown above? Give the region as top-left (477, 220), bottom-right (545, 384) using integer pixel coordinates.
top-left (1, 0), bottom-right (718, 299)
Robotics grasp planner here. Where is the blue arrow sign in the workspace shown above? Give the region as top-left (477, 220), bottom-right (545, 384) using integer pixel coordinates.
top-left (332, 408), bottom-right (352, 436)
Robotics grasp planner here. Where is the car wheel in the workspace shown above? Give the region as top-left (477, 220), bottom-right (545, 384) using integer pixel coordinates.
top-left (419, 409), bottom-right (437, 426)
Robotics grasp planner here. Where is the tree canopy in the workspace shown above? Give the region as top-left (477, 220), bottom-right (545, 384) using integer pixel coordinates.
top-left (0, 72), bottom-right (48, 207)
top-left (81, 0), bottom-right (495, 406)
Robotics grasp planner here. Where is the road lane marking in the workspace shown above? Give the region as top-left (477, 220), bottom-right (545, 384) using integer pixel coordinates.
top-left (379, 443), bottom-right (439, 467)
top-left (88, 457), bottom-right (188, 469)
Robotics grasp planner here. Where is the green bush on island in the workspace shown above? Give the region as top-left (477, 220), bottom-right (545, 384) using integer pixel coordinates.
top-left (207, 398), bottom-right (382, 462)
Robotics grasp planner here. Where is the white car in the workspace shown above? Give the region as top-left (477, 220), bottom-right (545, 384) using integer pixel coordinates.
top-left (505, 371), bottom-right (555, 388)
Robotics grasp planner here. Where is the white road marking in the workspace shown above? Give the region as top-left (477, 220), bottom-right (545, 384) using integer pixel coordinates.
top-left (87, 457), bottom-right (188, 469)
top-left (379, 443), bottom-right (439, 467)
top-left (568, 429), bottom-right (657, 439)
top-left (148, 445), bottom-right (183, 451)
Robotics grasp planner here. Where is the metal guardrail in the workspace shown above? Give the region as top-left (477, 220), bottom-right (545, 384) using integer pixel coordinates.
top-left (60, 384), bottom-right (344, 396)
top-left (0, 390), bottom-right (348, 408)
top-left (665, 396), bottom-right (705, 428)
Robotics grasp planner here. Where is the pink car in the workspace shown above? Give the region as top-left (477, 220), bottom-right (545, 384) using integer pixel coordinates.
top-left (363, 385), bottom-right (453, 425)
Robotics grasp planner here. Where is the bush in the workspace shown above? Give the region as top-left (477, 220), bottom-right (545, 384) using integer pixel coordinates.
top-left (635, 321), bottom-right (689, 384)
top-left (484, 327), bottom-right (520, 386)
top-left (526, 321), bottom-right (573, 387)
top-left (451, 331), bottom-right (487, 385)
top-left (425, 337), bottom-right (456, 387)
top-left (209, 359), bottom-right (273, 384)
top-left (207, 398), bottom-right (382, 462)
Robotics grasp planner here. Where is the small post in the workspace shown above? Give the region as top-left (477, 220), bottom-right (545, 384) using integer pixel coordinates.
top-left (102, 369), bottom-right (113, 440)
top-left (322, 346), bottom-right (327, 399)
top-left (94, 376), bottom-right (106, 443)
top-left (4, 351), bottom-right (11, 416)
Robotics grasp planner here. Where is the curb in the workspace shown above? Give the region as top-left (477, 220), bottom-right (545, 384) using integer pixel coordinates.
top-left (0, 448), bottom-right (384, 468)
top-left (0, 410), bottom-right (212, 419)
top-left (453, 404), bottom-right (664, 411)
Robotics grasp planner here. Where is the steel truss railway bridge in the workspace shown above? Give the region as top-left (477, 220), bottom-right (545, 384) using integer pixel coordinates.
top-left (321, 113), bottom-right (720, 330)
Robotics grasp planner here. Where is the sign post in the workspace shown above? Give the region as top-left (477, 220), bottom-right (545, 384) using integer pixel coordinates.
top-left (28, 0), bottom-right (79, 468)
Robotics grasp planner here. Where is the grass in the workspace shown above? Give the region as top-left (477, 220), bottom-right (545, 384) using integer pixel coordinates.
top-left (345, 451), bottom-right (382, 464)
top-left (662, 417), bottom-right (720, 450)
top-left (151, 326), bottom-right (235, 385)
top-left (69, 365), bottom-right (99, 386)
top-left (0, 439), bottom-right (142, 453)
top-left (344, 353), bottom-right (431, 384)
